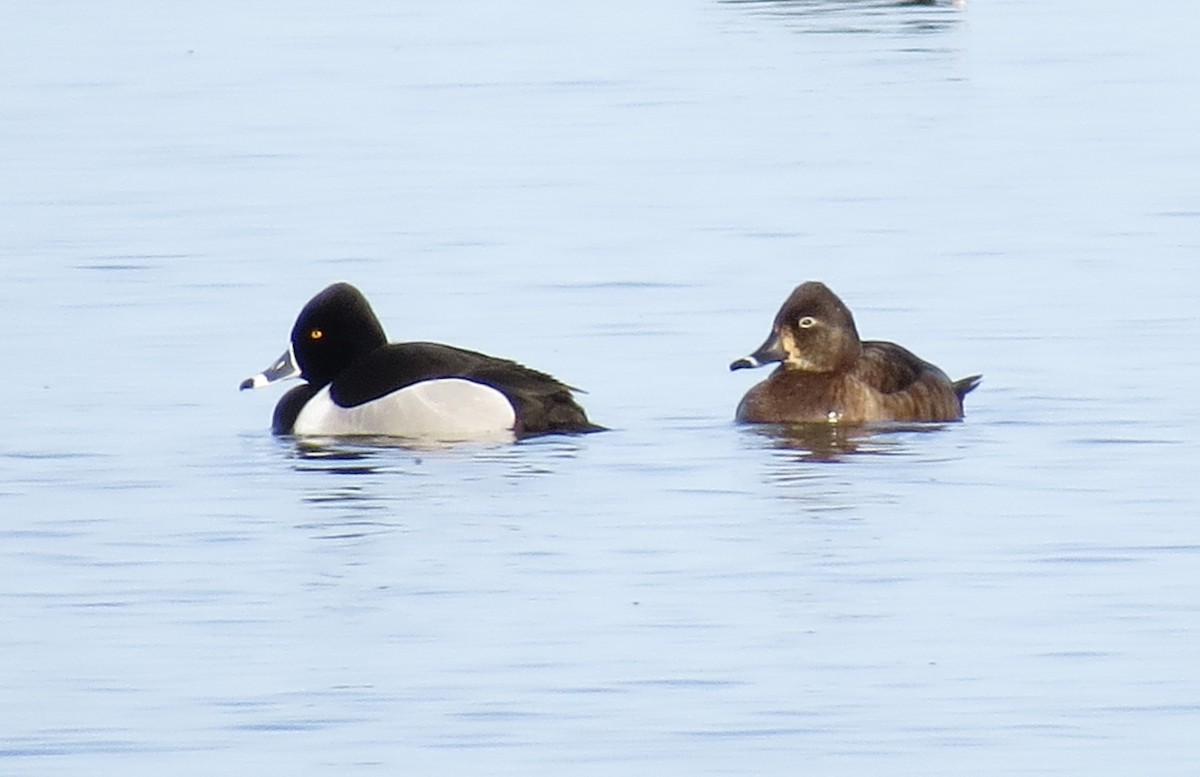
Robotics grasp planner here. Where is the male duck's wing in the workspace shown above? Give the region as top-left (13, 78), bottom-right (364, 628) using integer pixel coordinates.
top-left (327, 342), bottom-right (513, 406)
top-left (331, 342), bottom-right (602, 435)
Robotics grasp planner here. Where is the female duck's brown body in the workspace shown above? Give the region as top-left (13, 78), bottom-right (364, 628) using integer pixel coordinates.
top-left (731, 282), bottom-right (980, 424)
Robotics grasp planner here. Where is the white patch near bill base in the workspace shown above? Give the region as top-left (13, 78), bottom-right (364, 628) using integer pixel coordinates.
top-left (245, 372), bottom-right (272, 390)
top-left (293, 378), bottom-right (517, 442)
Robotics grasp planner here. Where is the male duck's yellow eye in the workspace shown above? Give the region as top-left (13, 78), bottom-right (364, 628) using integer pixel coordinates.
top-left (310, 329), bottom-right (324, 340)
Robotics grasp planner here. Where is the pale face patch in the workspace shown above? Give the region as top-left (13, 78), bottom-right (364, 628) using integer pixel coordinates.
top-left (778, 327), bottom-right (822, 371)
top-left (293, 378), bottom-right (517, 442)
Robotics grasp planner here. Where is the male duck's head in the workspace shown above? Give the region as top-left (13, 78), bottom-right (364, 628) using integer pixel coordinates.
top-left (240, 282), bottom-right (388, 391)
top-left (730, 281), bottom-right (863, 374)
top-left (288, 283), bottom-right (387, 385)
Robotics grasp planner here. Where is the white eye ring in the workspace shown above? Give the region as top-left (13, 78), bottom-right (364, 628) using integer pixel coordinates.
top-left (797, 316), bottom-right (817, 329)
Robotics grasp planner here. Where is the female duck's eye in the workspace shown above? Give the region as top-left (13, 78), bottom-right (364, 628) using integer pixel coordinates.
top-left (797, 316), bottom-right (817, 329)
top-left (310, 329), bottom-right (324, 340)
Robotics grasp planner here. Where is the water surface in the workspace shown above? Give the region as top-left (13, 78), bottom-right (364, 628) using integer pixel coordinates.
top-left (3, 0), bottom-right (1200, 774)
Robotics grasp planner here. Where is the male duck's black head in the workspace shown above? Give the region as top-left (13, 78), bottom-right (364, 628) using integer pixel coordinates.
top-left (288, 283), bottom-right (387, 386)
top-left (730, 281), bottom-right (863, 374)
top-left (240, 282), bottom-right (387, 392)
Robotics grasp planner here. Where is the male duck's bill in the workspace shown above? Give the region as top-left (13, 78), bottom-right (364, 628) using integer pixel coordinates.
top-left (240, 345), bottom-right (300, 390)
top-left (241, 282), bottom-right (603, 442)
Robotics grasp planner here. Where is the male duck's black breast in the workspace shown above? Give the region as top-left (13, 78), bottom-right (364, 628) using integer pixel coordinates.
top-left (272, 383), bottom-right (320, 435)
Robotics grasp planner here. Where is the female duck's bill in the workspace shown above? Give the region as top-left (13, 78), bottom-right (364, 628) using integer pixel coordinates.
top-left (729, 281), bottom-right (980, 425)
top-left (241, 282), bottom-right (603, 443)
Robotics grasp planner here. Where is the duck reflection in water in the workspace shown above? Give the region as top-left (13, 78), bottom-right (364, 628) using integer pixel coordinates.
top-left (743, 421), bottom-right (954, 463)
top-left (284, 433), bottom-right (583, 480)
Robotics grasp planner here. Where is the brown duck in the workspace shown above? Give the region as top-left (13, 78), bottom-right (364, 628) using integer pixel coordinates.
top-left (730, 282), bottom-right (980, 424)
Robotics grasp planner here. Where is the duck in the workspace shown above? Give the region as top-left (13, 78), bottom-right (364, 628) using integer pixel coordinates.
top-left (240, 282), bottom-right (603, 441)
top-left (729, 281), bottom-right (980, 424)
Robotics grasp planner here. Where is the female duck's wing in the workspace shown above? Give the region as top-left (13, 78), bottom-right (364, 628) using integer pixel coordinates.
top-left (857, 341), bottom-right (966, 422)
top-left (857, 341), bottom-right (937, 395)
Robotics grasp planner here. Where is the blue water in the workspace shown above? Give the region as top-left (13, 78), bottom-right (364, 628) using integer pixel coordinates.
top-left (4, 0), bottom-right (1200, 773)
